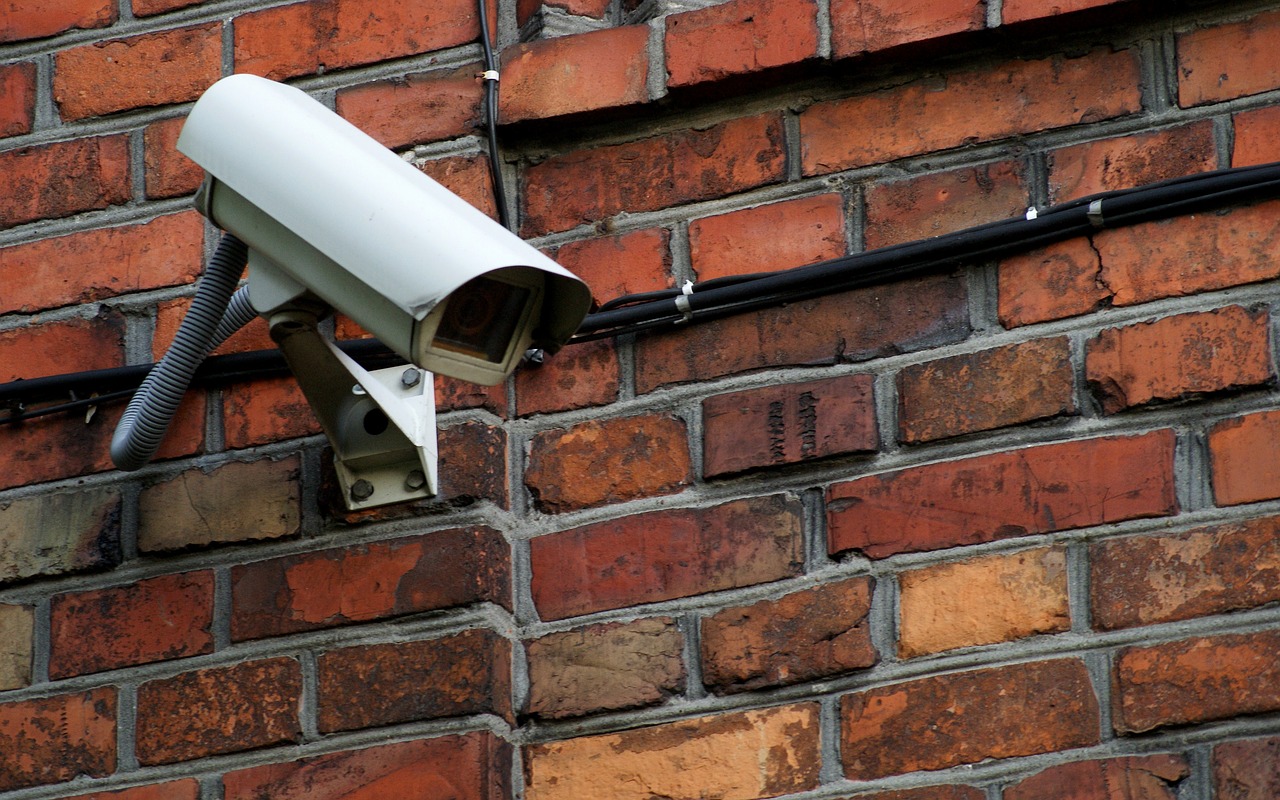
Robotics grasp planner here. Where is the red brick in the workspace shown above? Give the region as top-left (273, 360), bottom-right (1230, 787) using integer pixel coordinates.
top-left (1091, 516), bottom-right (1280, 630)
top-left (1005, 755), bottom-right (1189, 800)
top-left (232, 526), bottom-right (509, 640)
top-left (525, 704), bottom-right (819, 799)
top-left (234, 0), bottom-right (480, 81)
top-left (135, 657), bottom-right (302, 765)
top-left (898, 547), bottom-right (1070, 658)
top-left (0, 688), bottom-right (116, 791)
top-left (526, 617), bottom-right (684, 719)
top-left (435, 373), bottom-right (508, 416)
top-left (665, 0), bottom-right (819, 88)
top-left (801, 48), bottom-right (1141, 175)
top-left (1209, 410), bottom-right (1280, 506)
top-left (0, 63), bottom-right (36, 136)
top-left (0, 605), bottom-right (32, 690)
top-left (336, 68), bottom-right (483, 150)
top-left (501, 26), bottom-right (648, 123)
top-left (636, 273), bottom-right (970, 392)
top-left (153, 296), bottom-right (272, 360)
top-left (550, 228), bottom-right (673, 305)
top-left (1113, 630), bottom-right (1280, 734)
top-left (0, 136), bottom-right (130, 228)
top-left (54, 24), bottom-right (222, 120)
top-left (1003, 0), bottom-right (1133, 24)
top-left (522, 113), bottom-right (786, 235)
top-left (133, 0), bottom-right (205, 14)
top-left (67, 780), bottom-right (201, 800)
top-left (841, 789), bottom-right (983, 800)
top-left (1086, 306), bottom-right (1272, 414)
top-left (50, 571), bottom-right (214, 678)
top-left (0, 488), bottom-right (120, 584)
top-left (702, 373), bottom-right (877, 477)
top-left (143, 117), bottom-right (204, 199)
top-left (419, 154), bottom-right (498, 220)
top-left (1232, 105), bottom-right (1280, 167)
top-left (0, 312), bottom-right (126, 382)
top-left (518, 0), bottom-right (610, 25)
top-left (222, 376), bottom-right (320, 449)
top-left (0, 214), bottom-right (204, 314)
top-left (530, 495), bottom-right (803, 620)
top-left (689, 194), bottom-right (846, 281)
top-left (0, 0), bottom-right (115, 43)
top-left (515, 338), bottom-right (619, 415)
top-left (831, 0), bottom-right (984, 58)
top-left (897, 337), bottom-right (1075, 443)
top-left (224, 733), bottom-right (512, 800)
top-left (1177, 9), bottom-right (1280, 107)
top-left (702, 577), bottom-right (876, 693)
top-left (997, 236), bottom-right (1109, 327)
top-left (842, 659), bottom-right (1099, 779)
top-left (317, 629), bottom-right (511, 732)
top-left (829, 431), bottom-right (1178, 558)
top-left (525, 414), bottom-right (691, 512)
top-left (1213, 736), bottom-right (1280, 800)
top-left (865, 161), bottom-right (1029, 249)
top-left (1047, 122), bottom-right (1218, 203)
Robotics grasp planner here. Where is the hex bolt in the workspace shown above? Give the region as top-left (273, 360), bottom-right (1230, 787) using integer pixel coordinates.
top-left (351, 384), bottom-right (367, 396)
top-left (401, 368), bottom-right (421, 388)
top-left (404, 469), bottom-right (427, 491)
top-left (349, 479), bottom-right (374, 501)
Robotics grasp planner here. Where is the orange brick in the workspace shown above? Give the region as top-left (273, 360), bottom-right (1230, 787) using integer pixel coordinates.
top-left (801, 48), bottom-right (1141, 175)
top-left (0, 0), bottom-right (115, 43)
top-left (0, 688), bottom-right (116, 791)
top-left (1209, 409), bottom-right (1280, 506)
top-left (1003, 0), bottom-right (1131, 23)
top-left (665, 0), bottom-right (819, 87)
top-left (54, 24), bottom-right (223, 120)
top-left (221, 375), bottom-right (320, 449)
top-left (831, 0), bottom-right (984, 58)
top-left (66, 780), bottom-right (201, 800)
top-left (133, 0), bottom-right (205, 15)
top-left (418, 154), bottom-right (498, 220)
top-left (1232, 105), bottom-right (1280, 167)
top-left (0, 313), bottom-right (126, 382)
top-left (143, 117), bottom-right (204, 199)
top-left (0, 63), bottom-right (35, 137)
top-left (550, 227), bottom-right (673, 305)
top-left (518, 0), bottom-right (610, 25)
top-left (689, 194), bottom-right (846, 281)
top-left (997, 236), bottom-right (1109, 327)
top-left (0, 136), bottom-right (130, 229)
top-left (515, 338), bottom-right (619, 415)
top-left (153, 296), bottom-right (272, 360)
top-left (1047, 122), bottom-right (1217, 203)
top-left (336, 68), bottom-right (483, 150)
top-left (1177, 9), bottom-right (1280, 107)
top-left (501, 26), bottom-right (648, 122)
top-left (1005, 755), bottom-right (1188, 800)
top-left (898, 547), bottom-right (1070, 658)
top-left (865, 161), bottom-right (1029, 249)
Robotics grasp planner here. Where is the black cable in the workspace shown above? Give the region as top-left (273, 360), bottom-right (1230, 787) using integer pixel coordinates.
top-left (476, 0), bottom-right (511, 231)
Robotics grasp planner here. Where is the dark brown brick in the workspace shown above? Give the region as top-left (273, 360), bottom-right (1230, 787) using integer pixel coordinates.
top-left (701, 577), bottom-right (876, 693)
top-left (1005, 755), bottom-right (1189, 800)
top-left (0, 688), bottom-right (116, 791)
top-left (1213, 736), bottom-right (1280, 800)
top-left (841, 659), bottom-right (1099, 779)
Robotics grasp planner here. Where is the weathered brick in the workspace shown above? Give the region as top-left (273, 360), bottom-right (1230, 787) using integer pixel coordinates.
top-left (1209, 410), bottom-right (1280, 506)
top-left (525, 704), bottom-right (820, 799)
top-left (0, 0), bottom-right (115, 43)
top-left (898, 547), bottom-right (1070, 658)
top-left (897, 337), bottom-right (1076, 443)
top-left (221, 376), bottom-right (320, 449)
top-left (0, 214), bottom-right (204, 314)
top-left (526, 617), bottom-right (684, 719)
top-left (1086, 306), bottom-right (1272, 414)
top-left (317, 629), bottom-right (511, 732)
top-left (501, 26), bottom-right (648, 122)
top-left (143, 117), bottom-right (204, 199)
top-left (1047, 122), bottom-right (1217, 203)
top-left (66, 780), bottom-right (201, 800)
top-left (1232, 105), bottom-right (1280, 167)
top-left (1177, 9), bottom-right (1280, 107)
top-left (135, 657), bottom-right (302, 765)
top-left (829, 431), bottom-right (1177, 558)
top-left (522, 113), bottom-right (786, 235)
top-left (839, 789), bottom-right (983, 800)
top-left (998, 237), bottom-right (1109, 327)
top-left (54, 24), bottom-right (222, 120)
top-left (665, 0), bottom-right (819, 87)
top-left (138, 457), bottom-right (300, 552)
top-left (435, 372), bottom-right (508, 416)
top-left (234, 0), bottom-right (480, 81)
top-left (0, 63), bottom-right (36, 137)
top-left (1213, 736), bottom-right (1280, 800)
top-left (224, 733), bottom-right (511, 800)
top-left (865, 161), bottom-right (1029, 249)
top-left (549, 227), bottom-right (673, 305)
top-left (0, 136), bottom-right (130, 229)
top-left (1092, 516), bottom-right (1280, 630)
top-left (0, 487), bottom-right (120, 584)
top-left (0, 605), bottom-right (33, 690)
top-left (702, 577), bottom-right (876, 693)
top-left (530, 495), bottom-right (803, 620)
top-left (515, 338), bottom-right (619, 415)
top-left (689, 194), bottom-right (846, 282)
top-left (0, 688), bottom-right (116, 791)
top-left (842, 659), bottom-right (1099, 779)
top-left (153, 297), bottom-right (273, 360)
top-left (832, 0), bottom-right (984, 57)
top-left (801, 48), bottom-right (1141, 175)
top-left (133, 0), bottom-right (204, 14)
top-left (518, 0), bottom-right (610, 25)
top-left (419, 154), bottom-right (499, 220)
top-left (525, 414), bottom-right (691, 512)
top-left (232, 527), bottom-right (510, 640)
top-left (1004, 755), bottom-right (1189, 800)
top-left (336, 68), bottom-right (483, 150)
top-left (1113, 630), bottom-right (1280, 734)
top-left (0, 313), bottom-right (125, 382)
top-left (636, 273), bottom-right (970, 393)
top-left (702, 373), bottom-right (877, 477)
top-left (49, 572), bottom-right (215, 678)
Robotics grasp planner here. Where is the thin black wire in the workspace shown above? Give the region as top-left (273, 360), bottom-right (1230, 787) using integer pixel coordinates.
top-left (477, 0), bottom-right (511, 231)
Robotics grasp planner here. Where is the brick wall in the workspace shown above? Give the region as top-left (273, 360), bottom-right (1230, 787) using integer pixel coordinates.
top-left (2, 0), bottom-right (1280, 798)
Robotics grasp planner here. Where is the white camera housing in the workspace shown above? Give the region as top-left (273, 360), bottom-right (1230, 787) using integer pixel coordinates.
top-left (176, 74), bottom-right (592, 508)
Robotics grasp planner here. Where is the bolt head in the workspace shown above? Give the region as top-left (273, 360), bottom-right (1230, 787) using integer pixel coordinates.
top-left (401, 368), bottom-right (421, 388)
top-left (349, 479), bottom-right (375, 501)
top-left (404, 469), bottom-right (427, 491)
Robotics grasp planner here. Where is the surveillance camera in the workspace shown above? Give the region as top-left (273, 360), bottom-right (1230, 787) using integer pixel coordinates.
top-left (113, 74), bottom-right (591, 509)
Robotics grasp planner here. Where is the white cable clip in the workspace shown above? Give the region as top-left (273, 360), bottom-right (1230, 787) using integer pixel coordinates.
top-left (1087, 199), bottom-right (1105, 228)
top-left (1025, 206), bottom-right (1038, 220)
top-left (674, 280), bottom-right (695, 323)
top-left (478, 69), bottom-right (500, 82)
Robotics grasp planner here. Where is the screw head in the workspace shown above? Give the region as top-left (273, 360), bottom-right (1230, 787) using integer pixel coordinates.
top-left (401, 368), bottom-right (421, 388)
top-left (404, 469), bottom-right (427, 491)
top-left (349, 479), bottom-right (374, 501)
top-left (351, 384), bottom-right (367, 396)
